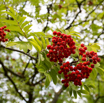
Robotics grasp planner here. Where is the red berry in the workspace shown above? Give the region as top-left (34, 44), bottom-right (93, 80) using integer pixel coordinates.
top-left (4, 25), bottom-right (7, 28)
top-left (57, 32), bottom-right (61, 36)
top-left (47, 53), bottom-right (50, 57)
top-left (82, 57), bottom-right (86, 61)
top-left (58, 70), bottom-right (62, 74)
top-left (97, 58), bottom-right (101, 62)
top-left (91, 64), bottom-right (94, 68)
top-left (84, 46), bottom-right (87, 50)
top-left (64, 83), bottom-right (69, 87)
top-left (86, 51), bottom-right (89, 55)
top-left (47, 45), bottom-right (51, 49)
top-left (81, 43), bottom-right (84, 47)
top-left (53, 31), bottom-right (57, 35)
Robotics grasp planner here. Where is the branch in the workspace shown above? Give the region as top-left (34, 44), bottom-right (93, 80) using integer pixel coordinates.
top-left (64, 0), bottom-right (86, 30)
top-left (94, 23), bottom-right (104, 43)
top-left (43, 2), bottom-right (53, 32)
top-left (22, 58), bottom-right (31, 75)
top-left (31, 67), bottom-right (38, 84)
top-left (0, 45), bottom-right (37, 60)
top-left (32, 77), bottom-right (46, 86)
top-left (95, 96), bottom-right (104, 103)
top-left (65, 0), bottom-right (104, 28)
top-left (22, 0), bottom-right (28, 9)
top-left (51, 87), bottom-right (63, 103)
top-left (0, 59), bottom-right (24, 78)
top-left (0, 59), bottom-right (27, 102)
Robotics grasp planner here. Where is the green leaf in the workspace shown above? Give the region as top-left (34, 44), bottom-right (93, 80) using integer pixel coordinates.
top-left (6, 42), bottom-right (17, 47)
top-left (36, 64), bottom-right (47, 73)
top-left (34, 36), bottom-right (42, 48)
top-left (6, 26), bottom-right (23, 35)
top-left (8, 6), bottom-right (16, 14)
top-left (1, 20), bottom-right (18, 25)
top-left (77, 91), bottom-right (82, 97)
top-left (45, 74), bottom-right (51, 88)
top-left (30, 40), bottom-right (41, 52)
top-left (49, 69), bottom-right (57, 84)
top-left (33, 32), bottom-right (45, 36)
top-left (97, 67), bottom-right (104, 75)
top-left (46, 38), bottom-right (49, 45)
top-left (78, 90), bottom-right (89, 94)
top-left (73, 90), bottom-right (77, 98)
top-left (19, 16), bottom-right (26, 25)
top-left (53, 66), bottom-right (59, 74)
top-left (90, 68), bottom-right (97, 80)
top-left (90, 24), bottom-right (101, 33)
top-left (41, 36), bottom-right (46, 49)
top-left (5, 11), bottom-right (16, 20)
top-left (84, 85), bottom-right (90, 92)
top-left (24, 24), bottom-right (32, 33)
top-left (95, 62), bottom-right (100, 68)
top-left (6, 41), bottom-right (32, 52)
top-left (69, 87), bottom-right (72, 96)
top-left (21, 21), bottom-right (30, 29)
top-left (38, 68), bottom-right (46, 73)
top-left (44, 59), bottom-right (51, 69)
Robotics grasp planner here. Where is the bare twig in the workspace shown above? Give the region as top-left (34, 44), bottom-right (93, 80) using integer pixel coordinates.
top-left (43, 1), bottom-right (53, 32)
top-left (94, 23), bottom-right (104, 43)
top-left (0, 59), bottom-right (24, 78)
top-left (0, 59), bottom-right (27, 102)
top-left (32, 77), bottom-right (46, 86)
top-left (95, 96), bottom-right (104, 103)
top-left (22, 58), bottom-right (31, 75)
top-left (64, 0), bottom-right (86, 30)
top-left (0, 45), bottom-right (37, 60)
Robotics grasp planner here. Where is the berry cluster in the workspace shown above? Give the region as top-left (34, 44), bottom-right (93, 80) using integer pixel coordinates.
top-left (47, 31), bottom-right (101, 87)
top-left (47, 31), bottom-right (76, 63)
top-left (79, 43), bottom-right (101, 68)
top-left (0, 26), bottom-right (10, 42)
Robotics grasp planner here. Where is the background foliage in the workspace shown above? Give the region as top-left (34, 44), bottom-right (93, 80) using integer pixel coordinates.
top-left (0, 0), bottom-right (104, 103)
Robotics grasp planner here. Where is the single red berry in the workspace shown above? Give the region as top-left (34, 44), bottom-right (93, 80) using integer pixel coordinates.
top-left (61, 79), bottom-right (66, 83)
top-left (4, 25), bottom-right (7, 28)
top-left (49, 50), bottom-right (53, 54)
top-left (91, 64), bottom-right (94, 68)
top-left (93, 60), bottom-right (97, 64)
top-left (53, 31), bottom-right (57, 35)
top-left (79, 52), bottom-right (83, 55)
top-left (88, 67), bottom-right (92, 73)
top-left (81, 43), bottom-right (84, 47)
top-left (47, 53), bottom-right (50, 58)
top-left (57, 32), bottom-right (61, 36)
top-left (97, 58), bottom-right (101, 62)
top-left (58, 5), bottom-right (62, 9)
top-left (64, 83), bottom-right (69, 87)
top-left (82, 54), bottom-right (86, 57)
top-left (86, 51), bottom-right (89, 55)
top-left (84, 46), bottom-right (87, 50)
top-left (82, 57), bottom-right (86, 61)
top-left (58, 70), bottom-right (62, 74)
top-left (47, 45), bottom-right (51, 49)
top-left (58, 38), bottom-right (62, 42)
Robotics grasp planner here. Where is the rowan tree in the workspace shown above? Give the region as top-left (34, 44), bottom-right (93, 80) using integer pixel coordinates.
top-left (0, 0), bottom-right (104, 103)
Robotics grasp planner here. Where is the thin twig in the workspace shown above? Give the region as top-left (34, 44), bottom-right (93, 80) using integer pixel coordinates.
top-left (64, 0), bottom-right (86, 30)
top-left (0, 59), bottom-right (27, 102)
top-left (32, 77), bottom-right (46, 86)
top-left (22, 58), bottom-right (31, 75)
top-left (0, 45), bottom-right (37, 60)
